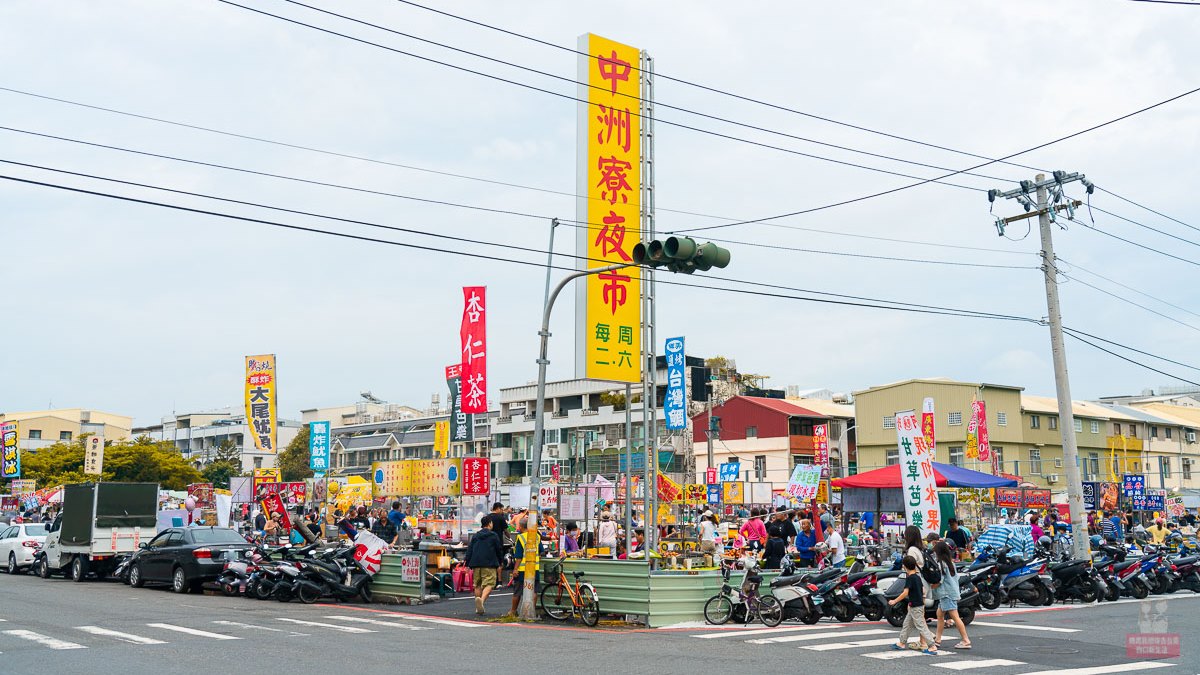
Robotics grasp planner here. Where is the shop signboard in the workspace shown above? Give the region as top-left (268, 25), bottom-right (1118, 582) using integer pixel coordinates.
top-left (994, 488), bottom-right (1022, 508)
top-left (445, 364), bottom-right (474, 443)
top-left (253, 481), bottom-right (306, 504)
top-left (786, 464), bottom-right (821, 500)
top-left (1122, 474), bottom-right (1146, 499)
top-left (718, 462), bottom-right (740, 483)
top-left (1166, 496), bottom-right (1186, 518)
top-left (460, 286), bottom-right (488, 413)
top-left (656, 473), bottom-right (683, 504)
top-left (399, 554), bottom-right (423, 583)
top-left (706, 484), bottom-right (721, 504)
top-left (559, 493), bottom-right (586, 520)
top-left (244, 354), bottom-right (277, 453)
top-left (663, 337), bottom-right (686, 430)
top-left (814, 424), bottom-right (829, 478)
top-left (10, 479), bottom-right (35, 496)
top-left (1, 421), bottom-right (19, 479)
top-left (84, 433), bottom-right (105, 476)
top-left (538, 485), bottom-right (558, 510)
top-left (896, 409), bottom-right (940, 536)
top-left (433, 421), bottom-right (450, 457)
top-left (409, 459), bottom-right (461, 496)
top-left (461, 457), bottom-right (489, 496)
top-left (187, 482), bottom-right (215, 509)
top-left (705, 467), bottom-right (718, 485)
top-left (1022, 489), bottom-right (1052, 509)
top-left (252, 468), bottom-right (281, 497)
top-left (1082, 482), bottom-right (1098, 510)
top-left (308, 421), bottom-right (330, 472)
top-left (922, 397), bottom-right (936, 455)
top-left (1133, 489), bottom-right (1165, 512)
top-left (722, 481), bottom-right (744, 504)
top-left (684, 483), bottom-right (706, 503)
top-left (372, 461), bottom-right (412, 497)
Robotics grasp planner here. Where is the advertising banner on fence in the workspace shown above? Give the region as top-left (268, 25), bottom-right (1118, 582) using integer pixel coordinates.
top-left (577, 32), bottom-right (642, 384)
top-left (309, 421), bottom-right (330, 472)
top-left (410, 459), bottom-right (462, 496)
top-left (664, 337), bottom-right (686, 429)
top-left (460, 286), bottom-right (488, 414)
top-left (244, 354), bottom-right (277, 453)
top-left (252, 468), bottom-right (280, 497)
top-left (1, 421), bottom-right (20, 479)
top-left (10, 479), bottom-right (35, 496)
top-left (84, 433), bottom-right (105, 476)
top-left (253, 481), bottom-right (306, 505)
top-left (461, 457), bottom-right (489, 496)
top-left (785, 464), bottom-right (821, 500)
top-left (656, 473), bottom-right (684, 504)
top-left (187, 482), bottom-right (215, 509)
top-left (446, 364), bottom-right (474, 443)
top-left (722, 481), bottom-right (745, 504)
top-left (896, 409), bottom-right (941, 535)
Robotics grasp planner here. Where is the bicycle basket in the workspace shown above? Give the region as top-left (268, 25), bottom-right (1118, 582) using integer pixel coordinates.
top-left (544, 559), bottom-right (565, 578)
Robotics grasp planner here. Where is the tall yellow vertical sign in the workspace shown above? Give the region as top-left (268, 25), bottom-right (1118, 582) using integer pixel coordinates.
top-left (244, 354), bottom-right (278, 453)
top-left (578, 33), bottom-right (642, 383)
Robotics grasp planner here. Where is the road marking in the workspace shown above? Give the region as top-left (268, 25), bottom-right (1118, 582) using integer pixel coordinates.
top-left (372, 613), bottom-right (482, 628)
top-left (1017, 663), bottom-right (1175, 675)
top-left (971, 621), bottom-right (1080, 633)
top-left (323, 615), bottom-right (431, 630)
top-left (274, 618), bottom-right (374, 633)
top-left (2, 630), bottom-right (87, 650)
top-left (76, 626), bottom-right (166, 645)
top-left (145, 623), bottom-right (240, 640)
top-left (933, 659), bottom-right (1026, 670)
top-left (864, 649), bottom-right (953, 659)
top-left (692, 625), bottom-right (837, 639)
top-left (802, 637), bottom-right (901, 651)
top-left (747, 628), bottom-right (892, 644)
top-left (211, 621), bottom-right (308, 636)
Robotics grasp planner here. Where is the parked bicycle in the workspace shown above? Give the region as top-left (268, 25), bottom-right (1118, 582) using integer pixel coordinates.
top-left (539, 557), bottom-right (600, 627)
top-left (704, 557), bottom-right (783, 626)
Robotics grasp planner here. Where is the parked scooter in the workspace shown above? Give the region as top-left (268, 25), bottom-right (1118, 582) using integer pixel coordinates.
top-left (289, 545), bottom-right (374, 604)
top-left (882, 570), bottom-right (979, 628)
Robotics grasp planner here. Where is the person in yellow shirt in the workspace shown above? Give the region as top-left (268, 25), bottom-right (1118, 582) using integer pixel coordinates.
top-left (1147, 518), bottom-right (1169, 545)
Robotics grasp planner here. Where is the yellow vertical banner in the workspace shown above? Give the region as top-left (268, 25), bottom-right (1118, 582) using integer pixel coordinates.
top-left (244, 354), bottom-right (278, 453)
top-left (579, 33), bottom-right (642, 383)
top-left (434, 420), bottom-right (450, 457)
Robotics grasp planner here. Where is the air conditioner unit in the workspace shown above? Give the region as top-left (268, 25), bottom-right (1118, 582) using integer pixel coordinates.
top-left (1054, 458), bottom-right (1063, 469)
top-left (1047, 474), bottom-right (1059, 483)
top-left (1188, 432), bottom-right (1197, 443)
top-left (546, 444), bottom-right (561, 458)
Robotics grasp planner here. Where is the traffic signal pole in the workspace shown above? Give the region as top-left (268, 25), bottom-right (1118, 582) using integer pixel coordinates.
top-left (989, 171), bottom-right (1094, 563)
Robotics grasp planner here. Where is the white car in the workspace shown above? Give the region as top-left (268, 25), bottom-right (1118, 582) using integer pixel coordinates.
top-left (1, 523), bottom-right (49, 574)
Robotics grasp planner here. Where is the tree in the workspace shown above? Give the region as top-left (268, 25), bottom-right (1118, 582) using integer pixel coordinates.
top-left (201, 440), bottom-right (243, 490)
top-left (103, 437), bottom-right (203, 489)
top-left (15, 439), bottom-right (88, 488)
top-left (599, 390), bottom-right (641, 411)
top-left (277, 425), bottom-right (313, 482)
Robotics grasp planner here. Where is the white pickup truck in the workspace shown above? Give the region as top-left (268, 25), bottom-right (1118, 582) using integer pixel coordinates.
top-left (36, 482), bottom-right (159, 581)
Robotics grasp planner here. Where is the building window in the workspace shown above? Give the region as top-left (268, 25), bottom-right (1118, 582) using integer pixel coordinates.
top-left (253, 457), bottom-right (262, 469)
top-left (883, 415), bottom-right (895, 430)
top-left (1049, 417), bottom-right (1058, 431)
top-left (1091, 421), bottom-right (1100, 434)
top-left (993, 446), bottom-right (1005, 473)
top-left (1029, 448), bottom-right (1043, 475)
top-left (746, 426), bottom-right (758, 438)
top-left (947, 412), bottom-right (963, 426)
top-left (1184, 460), bottom-right (1193, 480)
top-left (1114, 423), bottom-right (1122, 435)
top-left (60, 431), bottom-right (73, 441)
top-left (1166, 428), bottom-right (1173, 440)
top-left (754, 455), bottom-right (767, 480)
top-left (1129, 426), bottom-right (1138, 438)
top-left (1029, 415), bottom-right (1041, 430)
top-left (1074, 418), bottom-right (1083, 433)
top-left (1089, 453), bottom-right (1100, 478)
top-left (949, 446), bottom-right (964, 467)
top-left (885, 448), bottom-right (899, 466)
top-left (1151, 426), bottom-right (1159, 439)
top-left (790, 418), bottom-right (815, 436)
top-left (28, 430), bottom-right (42, 440)
top-left (997, 412), bottom-right (1008, 426)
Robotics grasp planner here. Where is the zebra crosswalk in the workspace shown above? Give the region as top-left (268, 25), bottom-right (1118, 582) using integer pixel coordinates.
top-left (686, 621), bottom-right (1179, 675)
top-left (0, 611), bottom-right (484, 654)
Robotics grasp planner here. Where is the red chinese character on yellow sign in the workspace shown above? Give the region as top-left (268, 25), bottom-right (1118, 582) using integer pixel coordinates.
top-left (597, 50), bottom-right (632, 95)
top-left (593, 211), bottom-right (632, 261)
top-left (596, 105), bottom-right (632, 152)
top-left (599, 271), bottom-right (631, 313)
top-left (596, 157), bottom-right (633, 205)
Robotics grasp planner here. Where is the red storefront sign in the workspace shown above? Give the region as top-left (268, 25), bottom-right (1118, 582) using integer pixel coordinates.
top-left (461, 457), bottom-right (490, 496)
top-left (460, 286), bottom-right (488, 414)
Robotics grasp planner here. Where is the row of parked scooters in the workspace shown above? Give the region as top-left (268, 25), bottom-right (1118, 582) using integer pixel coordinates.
top-left (759, 536), bottom-right (1200, 627)
top-left (213, 543), bottom-right (375, 604)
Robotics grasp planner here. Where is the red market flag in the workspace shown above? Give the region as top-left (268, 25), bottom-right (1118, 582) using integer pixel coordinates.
top-left (459, 286), bottom-right (488, 414)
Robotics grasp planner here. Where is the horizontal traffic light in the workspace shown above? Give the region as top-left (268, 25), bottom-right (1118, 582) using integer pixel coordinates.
top-left (632, 236), bottom-right (731, 274)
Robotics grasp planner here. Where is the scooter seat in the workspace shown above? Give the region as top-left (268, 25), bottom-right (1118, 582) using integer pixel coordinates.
top-left (1112, 560), bottom-right (1138, 572)
top-left (847, 571), bottom-right (874, 584)
top-left (805, 567), bottom-right (843, 584)
top-left (770, 574), bottom-right (806, 589)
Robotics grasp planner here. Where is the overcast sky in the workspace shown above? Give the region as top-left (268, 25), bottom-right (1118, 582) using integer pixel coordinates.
top-left (2, 1), bottom-right (1198, 426)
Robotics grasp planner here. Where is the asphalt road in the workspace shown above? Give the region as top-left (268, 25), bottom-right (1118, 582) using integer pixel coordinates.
top-left (1, 569), bottom-right (1198, 674)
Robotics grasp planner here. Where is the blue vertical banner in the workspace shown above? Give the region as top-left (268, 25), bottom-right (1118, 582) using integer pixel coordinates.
top-left (664, 336), bottom-right (686, 430)
top-left (309, 421), bottom-right (330, 473)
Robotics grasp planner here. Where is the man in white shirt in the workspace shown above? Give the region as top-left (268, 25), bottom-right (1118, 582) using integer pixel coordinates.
top-left (825, 527), bottom-right (847, 568)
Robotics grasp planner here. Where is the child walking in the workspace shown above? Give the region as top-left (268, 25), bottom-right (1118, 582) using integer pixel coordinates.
top-left (888, 555), bottom-right (938, 655)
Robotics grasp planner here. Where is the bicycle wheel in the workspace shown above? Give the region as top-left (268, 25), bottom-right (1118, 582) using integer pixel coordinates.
top-left (578, 584), bottom-right (600, 627)
top-left (756, 595), bottom-right (783, 627)
top-left (540, 583), bottom-right (571, 621)
top-left (704, 594), bottom-right (735, 625)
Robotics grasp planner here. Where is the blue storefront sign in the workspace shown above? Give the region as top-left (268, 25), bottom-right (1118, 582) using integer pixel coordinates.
top-left (664, 336), bottom-right (686, 430)
top-left (707, 484), bottom-right (721, 504)
top-left (309, 421), bottom-right (330, 472)
top-left (719, 461), bottom-right (740, 482)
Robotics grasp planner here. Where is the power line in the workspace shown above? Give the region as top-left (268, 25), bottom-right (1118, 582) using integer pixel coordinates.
top-left (0, 126), bottom-right (1031, 269)
top-left (1060, 272), bottom-right (1200, 334)
top-left (676, 84), bottom-right (1200, 233)
top-left (1061, 327), bottom-right (1200, 373)
top-left (1123, 0), bottom-right (1200, 5)
top-left (1060, 259), bottom-right (1200, 320)
top-left (9, 169), bottom-right (1198, 385)
top-left (1097, 187), bottom-right (1200, 235)
top-left (1092, 204), bottom-right (1200, 250)
top-left (0, 171), bottom-right (1039, 324)
top-left (279, 0), bottom-right (1020, 185)
top-left (0, 86), bottom-right (1028, 256)
top-left (215, 0), bottom-right (988, 192)
top-left (1072, 215), bottom-right (1200, 268)
top-left (1063, 331), bottom-right (1200, 387)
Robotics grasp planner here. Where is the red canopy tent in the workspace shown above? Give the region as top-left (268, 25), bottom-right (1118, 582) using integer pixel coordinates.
top-left (833, 462), bottom-right (1018, 489)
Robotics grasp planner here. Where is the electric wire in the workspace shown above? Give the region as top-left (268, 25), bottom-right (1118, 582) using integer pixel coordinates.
top-left (1061, 327), bottom-right (1200, 373)
top-left (0, 86), bottom-right (1029, 256)
top-left (0, 126), bottom-right (1032, 269)
top-left (215, 0), bottom-right (988, 193)
top-left (1091, 204), bottom-right (1200, 250)
top-left (1059, 272), bottom-right (1200, 334)
top-left (1063, 331), bottom-right (1200, 387)
top-left (1060, 259), bottom-right (1200, 320)
top-left (1097, 187), bottom-right (1200, 235)
top-left (8, 170), bottom-right (1198, 385)
top-left (1071, 215), bottom-right (1200, 268)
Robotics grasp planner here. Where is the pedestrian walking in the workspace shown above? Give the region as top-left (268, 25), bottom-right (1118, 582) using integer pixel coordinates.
top-left (596, 512), bottom-right (618, 557)
top-left (932, 541), bottom-right (971, 650)
top-left (889, 555), bottom-right (938, 655)
top-left (466, 518), bottom-right (503, 615)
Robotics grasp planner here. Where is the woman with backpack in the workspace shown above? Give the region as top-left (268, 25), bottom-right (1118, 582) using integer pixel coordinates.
top-left (932, 541), bottom-right (971, 650)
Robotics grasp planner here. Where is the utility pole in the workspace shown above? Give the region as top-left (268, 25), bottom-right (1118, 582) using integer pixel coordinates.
top-left (705, 391), bottom-right (714, 476)
top-left (990, 171), bottom-right (1095, 562)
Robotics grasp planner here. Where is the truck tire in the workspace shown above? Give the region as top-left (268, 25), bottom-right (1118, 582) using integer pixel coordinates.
top-left (72, 556), bottom-right (88, 582)
top-left (38, 559), bottom-right (52, 579)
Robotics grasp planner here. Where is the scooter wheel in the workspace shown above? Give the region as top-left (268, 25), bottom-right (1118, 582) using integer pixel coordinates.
top-left (297, 584), bottom-right (322, 605)
top-left (253, 581), bottom-right (274, 600)
top-left (885, 605), bottom-right (906, 629)
top-left (801, 611), bottom-right (822, 625)
top-left (980, 591), bottom-right (1001, 610)
top-left (958, 606), bottom-right (976, 625)
top-left (220, 581), bottom-right (239, 597)
top-left (862, 604), bottom-right (885, 622)
top-left (1130, 580), bottom-right (1149, 600)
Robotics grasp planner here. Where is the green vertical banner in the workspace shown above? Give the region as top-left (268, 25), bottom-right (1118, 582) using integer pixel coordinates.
top-left (939, 492), bottom-right (957, 535)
